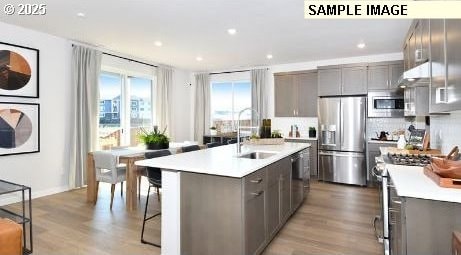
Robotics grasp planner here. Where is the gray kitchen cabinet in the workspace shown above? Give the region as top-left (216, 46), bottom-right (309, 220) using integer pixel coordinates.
top-left (408, 31), bottom-right (416, 70)
top-left (274, 74), bottom-right (296, 117)
top-left (318, 67), bottom-right (341, 96)
top-left (265, 181), bottom-right (279, 239)
top-left (429, 19), bottom-right (461, 113)
top-left (280, 160), bottom-right (292, 223)
top-left (367, 65), bottom-right (389, 90)
top-left (341, 65), bottom-right (367, 95)
top-left (389, 63), bottom-right (404, 89)
top-left (367, 62), bottom-right (404, 90)
top-left (244, 185), bottom-right (266, 255)
top-left (404, 86), bottom-right (429, 117)
top-left (274, 71), bottom-right (318, 117)
top-left (297, 72), bottom-right (318, 117)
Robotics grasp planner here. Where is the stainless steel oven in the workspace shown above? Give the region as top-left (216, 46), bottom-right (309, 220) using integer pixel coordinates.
top-left (367, 91), bottom-right (404, 118)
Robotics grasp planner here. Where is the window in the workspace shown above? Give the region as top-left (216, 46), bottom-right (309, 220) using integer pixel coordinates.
top-left (98, 71), bottom-right (154, 149)
top-left (210, 81), bottom-right (251, 133)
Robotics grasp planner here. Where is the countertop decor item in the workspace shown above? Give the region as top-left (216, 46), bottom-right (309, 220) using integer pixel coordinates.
top-left (138, 126), bottom-right (170, 150)
top-left (308, 127), bottom-right (316, 138)
top-left (397, 134), bottom-right (406, 149)
top-left (0, 42), bottom-right (39, 98)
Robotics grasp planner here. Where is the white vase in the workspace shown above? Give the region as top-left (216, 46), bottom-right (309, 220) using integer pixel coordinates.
top-left (397, 134), bottom-right (406, 149)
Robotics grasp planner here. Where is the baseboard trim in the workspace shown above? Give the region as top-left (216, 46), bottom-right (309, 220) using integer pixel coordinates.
top-left (0, 185), bottom-right (70, 206)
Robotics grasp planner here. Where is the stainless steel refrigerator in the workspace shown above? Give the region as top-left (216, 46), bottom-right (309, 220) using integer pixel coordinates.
top-left (318, 96), bottom-right (366, 186)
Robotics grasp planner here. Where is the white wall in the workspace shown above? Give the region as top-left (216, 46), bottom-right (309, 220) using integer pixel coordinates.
top-left (170, 68), bottom-right (193, 142)
top-left (0, 22), bottom-right (72, 204)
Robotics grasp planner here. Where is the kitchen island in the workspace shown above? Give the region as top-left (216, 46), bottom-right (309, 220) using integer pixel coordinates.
top-left (136, 142), bottom-right (310, 255)
top-left (384, 163), bottom-right (461, 255)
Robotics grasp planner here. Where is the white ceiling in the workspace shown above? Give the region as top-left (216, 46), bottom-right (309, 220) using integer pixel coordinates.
top-left (1, 0), bottom-right (411, 71)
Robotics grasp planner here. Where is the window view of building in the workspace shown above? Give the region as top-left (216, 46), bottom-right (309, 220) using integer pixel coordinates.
top-left (98, 71), bottom-right (154, 149)
top-left (210, 81), bottom-right (251, 133)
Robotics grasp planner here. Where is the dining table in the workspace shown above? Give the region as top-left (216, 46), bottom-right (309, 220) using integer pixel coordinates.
top-left (86, 142), bottom-right (199, 211)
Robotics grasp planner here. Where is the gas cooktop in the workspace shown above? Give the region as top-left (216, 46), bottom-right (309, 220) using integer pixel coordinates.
top-left (386, 153), bottom-right (431, 166)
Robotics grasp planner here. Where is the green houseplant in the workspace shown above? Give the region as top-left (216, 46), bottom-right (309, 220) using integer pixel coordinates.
top-left (138, 126), bottom-right (170, 150)
top-left (309, 126), bottom-right (316, 138)
top-left (210, 126), bottom-right (217, 135)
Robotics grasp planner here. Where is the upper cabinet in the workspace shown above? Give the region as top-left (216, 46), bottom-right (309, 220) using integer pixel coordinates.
top-left (342, 65), bottom-right (367, 95)
top-left (367, 61), bottom-right (404, 90)
top-left (274, 71), bottom-right (318, 117)
top-left (318, 64), bottom-right (367, 96)
top-left (318, 67), bottom-right (341, 96)
top-left (429, 19), bottom-right (461, 113)
top-left (403, 19), bottom-right (430, 71)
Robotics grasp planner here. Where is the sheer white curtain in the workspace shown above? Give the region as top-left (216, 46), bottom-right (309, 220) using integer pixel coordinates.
top-left (69, 45), bottom-right (102, 188)
top-left (156, 66), bottom-right (173, 135)
top-left (251, 68), bottom-right (269, 121)
top-left (194, 73), bottom-right (210, 144)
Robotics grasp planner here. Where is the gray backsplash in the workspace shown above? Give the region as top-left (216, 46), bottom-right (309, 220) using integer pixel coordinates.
top-left (430, 111), bottom-right (461, 154)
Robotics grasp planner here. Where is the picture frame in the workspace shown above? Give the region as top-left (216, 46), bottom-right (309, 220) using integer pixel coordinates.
top-left (0, 42), bottom-right (39, 98)
top-left (0, 102), bottom-right (40, 156)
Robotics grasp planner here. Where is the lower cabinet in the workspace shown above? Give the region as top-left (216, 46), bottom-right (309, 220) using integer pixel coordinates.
top-left (180, 154), bottom-right (302, 255)
top-left (245, 189), bottom-right (266, 255)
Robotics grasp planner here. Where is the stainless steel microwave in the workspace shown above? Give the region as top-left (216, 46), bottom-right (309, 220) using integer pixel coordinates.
top-left (367, 91), bottom-right (404, 118)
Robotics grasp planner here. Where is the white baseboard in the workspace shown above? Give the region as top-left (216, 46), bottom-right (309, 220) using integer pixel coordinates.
top-left (0, 185), bottom-right (70, 206)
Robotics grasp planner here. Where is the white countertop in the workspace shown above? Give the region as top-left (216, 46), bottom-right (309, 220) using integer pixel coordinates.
top-left (284, 136), bottom-right (317, 141)
top-left (387, 164), bottom-right (461, 203)
top-left (135, 142), bottom-right (310, 178)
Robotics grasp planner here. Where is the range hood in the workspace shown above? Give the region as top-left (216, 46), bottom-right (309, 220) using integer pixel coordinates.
top-left (397, 61), bottom-right (430, 87)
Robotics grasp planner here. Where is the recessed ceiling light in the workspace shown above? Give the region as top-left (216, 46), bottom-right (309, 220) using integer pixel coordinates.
top-left (196, 56), bottom-right (203, 61)
top-left (357, 42), bottom-right (366, 49)
top-left (154, 41), bottom-right (163, 47)
top-left (77, 12), bottom-right (86, 18)
top-left (266, 54), bottom-right (273, 59)
top-left (227, 28), bottom-right (237, 35)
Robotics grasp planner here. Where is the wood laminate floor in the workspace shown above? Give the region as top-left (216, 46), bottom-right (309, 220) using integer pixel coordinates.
top-left (5, 180), bottom-right (382, 255)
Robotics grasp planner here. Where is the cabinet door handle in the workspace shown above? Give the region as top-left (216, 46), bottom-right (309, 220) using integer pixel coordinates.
top-left (250, 178), bottom-right (263, 183)
top-left (251, 190), bottom-right (264, 197)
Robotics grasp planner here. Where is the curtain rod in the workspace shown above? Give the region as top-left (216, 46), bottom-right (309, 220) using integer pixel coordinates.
top-left (209, 68), bottom-right (269, 75)
top-left (71, 44), bottom-right (158, 68)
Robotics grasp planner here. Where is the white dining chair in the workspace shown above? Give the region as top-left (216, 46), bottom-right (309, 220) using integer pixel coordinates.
top-left (93, 151), bottom-right (127, 210)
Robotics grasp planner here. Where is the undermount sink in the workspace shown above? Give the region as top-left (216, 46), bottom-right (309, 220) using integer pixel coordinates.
top-left (238, 151), bottom-right (277, 159)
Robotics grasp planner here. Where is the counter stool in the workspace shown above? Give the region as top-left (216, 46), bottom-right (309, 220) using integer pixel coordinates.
top-left (141, 149), bottom-right (172, 247)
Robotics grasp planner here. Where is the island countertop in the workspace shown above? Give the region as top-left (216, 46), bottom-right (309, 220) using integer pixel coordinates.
top-left (387, 164), bottom-right (461, 203)
top-left (135, 142), bottom-right (310, 178)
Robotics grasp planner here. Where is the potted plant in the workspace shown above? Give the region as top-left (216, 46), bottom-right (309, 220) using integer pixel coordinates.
top-left (210, 126), bottom-right (217, 135)
top-left (138, 126), bottom-right (170, 150)
top-left (309, 127), bottom-right (316, 138)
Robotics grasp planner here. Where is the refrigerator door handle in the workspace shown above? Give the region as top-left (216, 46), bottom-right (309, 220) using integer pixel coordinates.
top-left (340, 101), bottom-right (344, 148)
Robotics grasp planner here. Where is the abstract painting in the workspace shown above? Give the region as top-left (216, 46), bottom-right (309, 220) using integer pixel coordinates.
top-left (0, 42), bottom-right (39, 98)
top-left (0, 102), bottom-right (39, 156)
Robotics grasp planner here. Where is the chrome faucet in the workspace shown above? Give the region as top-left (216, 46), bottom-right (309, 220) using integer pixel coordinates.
top-left (237, 107), bottom-right (260, 155)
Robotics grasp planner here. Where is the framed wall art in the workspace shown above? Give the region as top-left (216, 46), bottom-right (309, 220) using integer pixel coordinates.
top-left (0, 102), bottom-right (40, 156)
top-left (0, 42), bottom-right (39, 98)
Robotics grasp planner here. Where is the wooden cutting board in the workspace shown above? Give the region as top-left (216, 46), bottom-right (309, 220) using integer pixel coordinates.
top-left (383, 147), bottom-right (443, 156)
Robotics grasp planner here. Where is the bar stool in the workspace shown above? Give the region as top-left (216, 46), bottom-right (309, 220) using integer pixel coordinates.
top-left (141, 149), bottom-right (171, 247)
